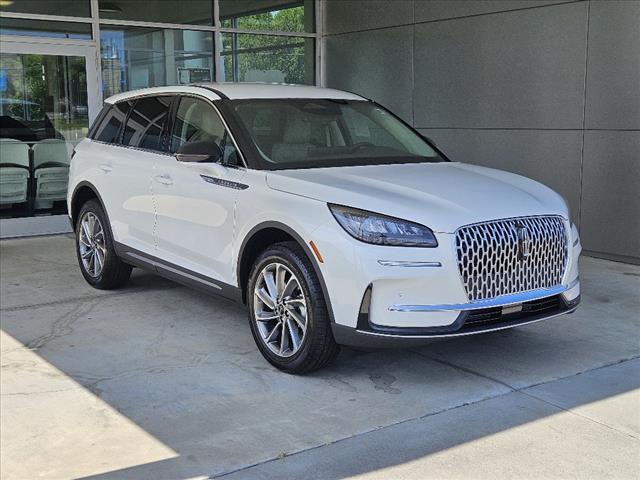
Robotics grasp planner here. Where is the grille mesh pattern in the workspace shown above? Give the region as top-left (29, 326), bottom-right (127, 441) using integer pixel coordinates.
top-left (456, 216), bottom-right (568, 301)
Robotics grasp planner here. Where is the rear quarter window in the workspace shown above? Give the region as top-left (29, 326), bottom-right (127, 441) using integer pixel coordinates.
top-left (122, 96), bottom-right (172, 151)
top-left (93, 102), bottom-right (130, 144)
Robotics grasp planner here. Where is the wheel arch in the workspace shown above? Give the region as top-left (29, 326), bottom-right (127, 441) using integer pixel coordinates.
top-left (237, 221), bottom-right (335, 324)
top-left (70, 181), bottom-right (110, 232)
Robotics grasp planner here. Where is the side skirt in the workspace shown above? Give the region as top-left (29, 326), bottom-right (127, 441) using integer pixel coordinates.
top-left (114, 242), bottom-right (243, 304)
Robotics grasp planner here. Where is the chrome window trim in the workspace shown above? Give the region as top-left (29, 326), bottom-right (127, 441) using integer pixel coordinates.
top-left (104, 91), bottom-right (194, 104)
top-left (90, 90), bottom-right (249, 169)
top-left (89, 138), bottom-right (174, 157)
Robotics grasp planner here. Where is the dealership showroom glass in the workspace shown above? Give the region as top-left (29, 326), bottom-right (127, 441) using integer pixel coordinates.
top-left (0, 0), bottom-right (316, 236)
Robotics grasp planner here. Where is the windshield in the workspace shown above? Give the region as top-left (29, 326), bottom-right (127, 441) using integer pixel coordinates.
top-left (225, 99), bottom-right (445, 170)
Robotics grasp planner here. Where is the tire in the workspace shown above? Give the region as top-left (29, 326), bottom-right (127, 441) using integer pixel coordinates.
top-left (75, 199), bottom-right (132, 290)
top-left (247, 241), bottom-right (340, 374)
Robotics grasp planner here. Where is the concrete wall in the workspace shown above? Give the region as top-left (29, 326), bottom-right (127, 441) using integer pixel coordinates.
top-left (322, 0), bottom-right (640, 263)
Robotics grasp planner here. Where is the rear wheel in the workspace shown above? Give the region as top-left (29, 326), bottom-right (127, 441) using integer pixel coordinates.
top-left (75, 199), bottom-right (132, 289)
top-left (247, 242), bottom-right (339, 373)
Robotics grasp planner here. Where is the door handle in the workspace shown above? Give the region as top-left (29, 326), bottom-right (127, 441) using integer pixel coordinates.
top-left (99, 163), bottom-right (113, 173)
top-left (154, 173), bottom-right (173, 186)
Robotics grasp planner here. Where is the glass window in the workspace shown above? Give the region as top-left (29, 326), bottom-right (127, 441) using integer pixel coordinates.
top-left (1, 52), bottom-right (90, 219)
top-left (98, 0), bottom-right (213, 25)
top-left (220, 0), bottom-right (314, 33)
top-left (94, 102), bottom-right (130, 144)
top-left (0, 18), bottom-right (92, 39)
top-left (170, 97), bottom-right (239, 164)
top-left (171, 97), bottom-right (224, 153)
top-left (221, 33), bottom-right (314, 85)
top-left (122, 96), bottom-right (172, 151)
top-left (340, 107), bottom-right (406, 150)
top-left (100, 27), bottom-right (214, 98)
top-left (0, 0), bottom-right (90, 17)
top-left (228, 99), bottom-right (443, 170)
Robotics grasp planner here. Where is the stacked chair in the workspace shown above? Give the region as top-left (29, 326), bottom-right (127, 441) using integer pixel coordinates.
top-left (0, 139), bottom-right (31, 207)
top-left (0, 138), bottom-right (72, 213)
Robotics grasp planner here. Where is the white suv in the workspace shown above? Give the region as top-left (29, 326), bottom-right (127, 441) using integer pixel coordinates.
top-left (68, 83), bottom-right (581, 373)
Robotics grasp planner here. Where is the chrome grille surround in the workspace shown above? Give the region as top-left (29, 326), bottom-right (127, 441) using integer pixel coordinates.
top-left (455, 216), bottom-right (568, 301)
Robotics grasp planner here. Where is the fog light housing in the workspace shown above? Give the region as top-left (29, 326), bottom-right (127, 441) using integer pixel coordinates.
top-left (561, 278), bottom-right (580, 306)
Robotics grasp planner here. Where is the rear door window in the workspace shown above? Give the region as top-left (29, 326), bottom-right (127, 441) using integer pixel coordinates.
top-left (122, 96), bottom-right (172, 151)
top-left (93, 101), bottom-right (130, 144)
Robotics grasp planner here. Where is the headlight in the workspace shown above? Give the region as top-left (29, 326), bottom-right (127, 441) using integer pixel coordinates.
top-left (329, 204), bottom-right (437, 247)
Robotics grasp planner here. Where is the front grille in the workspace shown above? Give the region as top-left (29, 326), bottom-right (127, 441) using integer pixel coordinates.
top-left (455, 216), bottom-right (568, 301)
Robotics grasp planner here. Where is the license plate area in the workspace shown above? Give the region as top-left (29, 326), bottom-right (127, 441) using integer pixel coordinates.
top-left (502, 303), bottom-right (523, 315)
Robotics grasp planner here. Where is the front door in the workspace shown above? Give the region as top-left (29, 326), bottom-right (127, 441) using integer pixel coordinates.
top-left (154, 95), bottom-right (245, 285)
top-left (0, 39), bottom-right (100, 237)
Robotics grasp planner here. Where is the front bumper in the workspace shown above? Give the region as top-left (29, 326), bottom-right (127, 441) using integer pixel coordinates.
top-left (332, 284), bottom-right (581, 347)
top-left (310, 212), bottom-right (582, 346)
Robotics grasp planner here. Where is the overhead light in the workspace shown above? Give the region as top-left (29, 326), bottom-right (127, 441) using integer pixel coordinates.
top-left (99, 2), bottom-right (123, 13)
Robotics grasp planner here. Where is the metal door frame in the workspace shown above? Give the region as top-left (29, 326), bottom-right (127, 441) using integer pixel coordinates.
top-left (0, 38), bottom-right (100, 238)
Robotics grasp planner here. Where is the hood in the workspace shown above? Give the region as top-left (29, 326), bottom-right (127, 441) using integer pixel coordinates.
top-left (266, 162), bottom-right (569, 233)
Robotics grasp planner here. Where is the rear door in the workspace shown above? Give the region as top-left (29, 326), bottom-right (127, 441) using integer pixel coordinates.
top-left (92, 96), bottom-right (171, 255)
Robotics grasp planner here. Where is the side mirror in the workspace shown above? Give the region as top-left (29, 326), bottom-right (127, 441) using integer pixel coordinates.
top-left (225, 149), bottom-right (241, 167)
top-left (175, 141), bottom-right (223, 163)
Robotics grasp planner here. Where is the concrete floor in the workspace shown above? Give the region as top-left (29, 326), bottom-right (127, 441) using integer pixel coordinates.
top-left (1, 234), bottom-right (638, 480)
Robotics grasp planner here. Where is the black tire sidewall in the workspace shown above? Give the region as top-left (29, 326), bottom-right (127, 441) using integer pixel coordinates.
top-left (247, 244), bottom-right (329, 372)
top-left (75, 200), bottom-right (119, 288)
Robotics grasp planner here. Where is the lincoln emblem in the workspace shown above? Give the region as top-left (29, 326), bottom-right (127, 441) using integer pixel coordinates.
top-left (516, 223), bottom-right (532, 260)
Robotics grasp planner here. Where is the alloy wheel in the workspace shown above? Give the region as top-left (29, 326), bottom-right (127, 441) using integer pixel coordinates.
top-left (253, 262), bottom-right (308, 358)
top-left (78, 212), bottom-right (106, 277)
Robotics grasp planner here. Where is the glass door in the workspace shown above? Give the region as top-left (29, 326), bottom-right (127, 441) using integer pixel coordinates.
top-left (0, 40), bottom-right (99, 237)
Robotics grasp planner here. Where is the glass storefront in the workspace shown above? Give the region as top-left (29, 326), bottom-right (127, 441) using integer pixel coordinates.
top-left (0, 52), bottom-right (89, 219)
top-left (0, 0), bottom-right (317, 235)
top-left (0, 0), bottom-right (91, 17)
top-left (220, 0), bottom-right (314, 33)
top-left (0, 18), bottom-right (92, 39)
top-left (100, 27), bottom-right (214, 98)
top-left (221, 33), bottom-right (314, 84)
top-left (98, 0), bottom-right (214, 25)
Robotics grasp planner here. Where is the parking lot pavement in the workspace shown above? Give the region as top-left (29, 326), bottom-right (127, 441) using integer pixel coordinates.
top-left (1, 234), bottom-right (639, 479)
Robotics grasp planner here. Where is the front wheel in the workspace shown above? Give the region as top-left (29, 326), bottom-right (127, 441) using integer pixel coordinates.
top-left (247, 242), bottom-right (339, 373)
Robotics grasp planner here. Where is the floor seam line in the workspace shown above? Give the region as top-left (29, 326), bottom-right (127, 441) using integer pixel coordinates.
top-left (410, 349), bottom-right (517, 391)
top-left (0, 286), bottom-right (181, 313)
top-left (212, 383), bottom-right (535, 478)
top-left (411, 350), bottom-right (640, 393)
top-left (520, 389), bottom-right (640, 441)
top-left (213, 393), bottom-right (508, 477)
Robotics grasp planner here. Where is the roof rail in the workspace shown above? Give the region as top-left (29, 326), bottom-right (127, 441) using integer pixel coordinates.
top-left (194, 84), bottom-right (229, 100)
